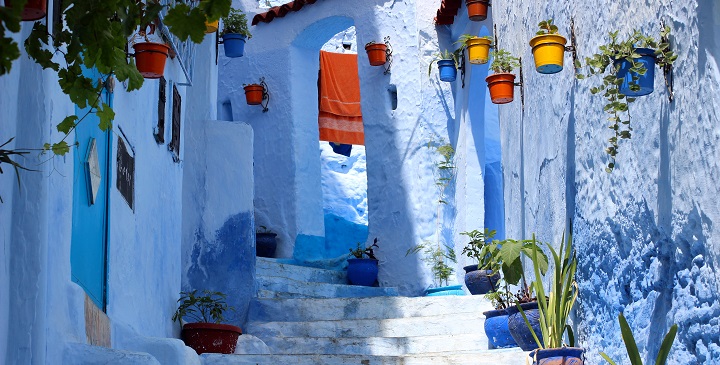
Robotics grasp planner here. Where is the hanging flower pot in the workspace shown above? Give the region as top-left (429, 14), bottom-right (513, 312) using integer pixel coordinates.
top-left (529, 34), bottom-right (567, 74)
top-left (4, 0), bottom-right (46, 21)
top-left (466, 37), bottom-right (492, 65)
top-left (465, 0), bottom-right (489, 21)
top-left (244, 84), bottom-right (265, 105)
top-left (485, 72), bottom-right (516, 104)
top-left (365, 42), bottom-right (388, 66)
top-left (222, 33), bottom-right (247, 58)
top-left (615, 48), bottom-right (656, 96)
top-left (437, 59), bottom-right (457, 82)
top-left (528, 347), bottom-right (585, 365)
top-left (205, 19), bottom-right (219, 34)
top-left (133, 42), bottom-right (170, 79)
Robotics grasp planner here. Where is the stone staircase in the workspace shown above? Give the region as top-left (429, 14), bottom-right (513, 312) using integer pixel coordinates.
top-left (202, 257), bottom-right (526, 364)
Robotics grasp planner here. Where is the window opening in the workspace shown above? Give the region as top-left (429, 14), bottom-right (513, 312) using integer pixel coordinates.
top-left (169, 83), bottom-right (181, 161)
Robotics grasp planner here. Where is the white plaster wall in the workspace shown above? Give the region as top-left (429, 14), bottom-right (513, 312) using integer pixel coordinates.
top-left (494, 0), bottom-right (720, 363)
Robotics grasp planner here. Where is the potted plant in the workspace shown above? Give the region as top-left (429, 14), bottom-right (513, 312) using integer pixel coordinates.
top-left (576, 26), bottom-right (677, 172)
top-left (4, 0), bottom-right (46, 21)
top-left (482, 281), bottom-right (519, 349)
top-left (486, 49), bottom-right (520, 104)
top-left (407, 242), bottom-right (463, 296)
top-left (131, 23), bottom-right (170, 79)
top-left (600, 313), bottom-right (678, 365)
top-left (365, 41), bottom-right (388, 66)
top-left (347, 238), bottom-right (379, 286)
top-left (244, 83), bottom-right (265, 105)
top-left (529, 19), bottom-right (567, 74)
top-left (256, 225), bottom-right (277, 257)
top-left (428, 49), bottom-right (460, 83)
top-left (457, 34), bottom-right (493, 65)
top-left (173, 290), bottom-right (241, 355)
top-left (460, 228), bottom-right (500, 295)
top-left (465, 0), bottom-right (489, 21)
top-left (518, 232), bottom-right (584, 364)
top-left (221, 8), bottom-right (252, 58)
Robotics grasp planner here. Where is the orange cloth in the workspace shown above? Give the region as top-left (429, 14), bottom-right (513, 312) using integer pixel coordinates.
top-left (318, 50), bottom-right (364, 145)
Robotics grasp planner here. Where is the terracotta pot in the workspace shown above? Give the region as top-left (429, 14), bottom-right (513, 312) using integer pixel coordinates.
top-left (465, 0), bottom-right (489, 21)
top-left (181, 323), bottom-right (242, 355)
top-left (244, 84), bottom-right (264, 105)
top-left (485, 72), bottom-right (516, 104)
top-left (133, 42), bottom-right (170, 79)
top-left (365, 43), bottom-right (388, 66)
top-left (529, 34), bottom-right (568, 74)
top-left (5, 0), bottom-right (47, 21)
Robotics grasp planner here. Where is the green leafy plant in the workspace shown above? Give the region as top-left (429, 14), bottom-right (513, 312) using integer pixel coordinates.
top-left (428, 49), bottom-right (460, 76)
top-left (406, 241), bottom-right (457, 287)
top-left (576, 26), bottom-right (677, 172)
top-left (518, 232), bottom-right (579, 349)
top-left (489, 49), bottom-right (520, 73)
top-left (172, 290), bottom-right (234, 324)
top-left (0, 137), bottom-right (35, 203)
top-left (221, 7), bottom-right (252, 38)
top-left (600, 313), bottom-right (678, 365)
top-left (536, 19), bottom-right (559, 35)
top-left (349, 238), bottom-right (379, 259)
top-left (460, 228), bottom-right (496, 269)
top-left (433, 142), bottom-right (455, 205)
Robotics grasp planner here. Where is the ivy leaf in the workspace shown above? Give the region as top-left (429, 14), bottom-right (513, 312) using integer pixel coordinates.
top-left (0, 34), bottom-right (20, 75)
top-left (96, 103), bottom-right (115, 131)
top-left (198, 0), bottom-right (232, 22)
top-left (48, 141), bottom-right (71, 156)
top-left (57, 116), bottom-right (79, 134)
top-left (165, 4), bottom-right (207, 44)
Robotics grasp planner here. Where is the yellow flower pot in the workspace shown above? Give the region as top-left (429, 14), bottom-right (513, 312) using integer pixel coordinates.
top-left (205, 19), bottom-right (219, 34)
top-left (529, 34), bottom-right (567, 74)
top-left (466, 37), bottom-right (492, 65)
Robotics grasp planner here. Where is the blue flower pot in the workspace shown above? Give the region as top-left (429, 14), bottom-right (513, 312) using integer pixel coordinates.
top-left (615, 48), bottom-right (656, 97)
top-left (425, 284), bottom-right (465, 296)
top-left (463, 265), bottom-right (500, 295)
top-left (507, 302), bottom-right (543, 351)
top-left (347, 258), bottom-right (378, 286)
top-left (529, 347), bottom-right (585, 365)
top-left (483, 309), bottom-right (518, 349)
top-left (222, 33), bottom-right (247, 58)
top-left (437, 59), bottom-right (457, 82)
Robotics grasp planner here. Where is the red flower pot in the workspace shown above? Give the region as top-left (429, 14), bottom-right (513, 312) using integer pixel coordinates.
top-left (181, 323), bottom-right (242, 355)
top-left (485, 72), bottom-right (516, 104)
top-left (466, 0), bottom-right (489, 21)
top-left (244, 84), bottom-right (265, 105)
top-left (133, 42), bottom-right (170, 79)
top-left (365, 43), bottom-right (388, 66)
top-left (5, 0), bottom-right (47, 21)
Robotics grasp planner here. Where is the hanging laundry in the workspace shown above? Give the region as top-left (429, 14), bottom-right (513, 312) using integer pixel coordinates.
top-left (318, 50), bottom-right (364, 145)
top-left (329, 142), bottom-right (352, 157)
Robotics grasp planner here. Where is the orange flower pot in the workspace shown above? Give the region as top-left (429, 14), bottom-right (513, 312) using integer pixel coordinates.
top-left (244, 84), bottom-right (265, 105)
top-left (485, 73), bottom-right (516, 104)
top-left (5, 0), bottom-right (47, 21)
top-left (133, 42), bottom-right (170, 79)
top-left (466, 0), bottom-right (489, 21)
top-left (365, 43), bottom-right (388, 66)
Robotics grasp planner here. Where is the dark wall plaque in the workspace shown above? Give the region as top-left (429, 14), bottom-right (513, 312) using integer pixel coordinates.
top-left (116, 137), bottom-right (134, 210)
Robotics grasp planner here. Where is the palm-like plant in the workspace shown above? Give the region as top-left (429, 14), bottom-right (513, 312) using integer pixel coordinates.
top-left (600, 313), bottom-right (678, 365)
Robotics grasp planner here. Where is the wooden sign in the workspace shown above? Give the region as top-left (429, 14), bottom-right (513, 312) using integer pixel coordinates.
top-left (116, 137), bottom-right (134, 210)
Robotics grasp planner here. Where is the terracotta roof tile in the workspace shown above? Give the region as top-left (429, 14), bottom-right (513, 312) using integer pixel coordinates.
top-left (252, 0), bottom-right (319, 26)
top-left (435, 0), bottom-right (461, 25)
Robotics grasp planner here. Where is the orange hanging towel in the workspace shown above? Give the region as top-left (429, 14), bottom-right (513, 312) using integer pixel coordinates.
top-left (318, 50), bottom-right (364, 145)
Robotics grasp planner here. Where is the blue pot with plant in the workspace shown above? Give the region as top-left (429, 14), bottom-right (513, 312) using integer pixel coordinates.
top-left (508, 301), bottom-right (542, 351)
top-left (615, 48), bottom-right (656, 96)
top-left (461, 229), bottom-right (500, 295)
top-left (256, 226), bottom-right (277, 258)
top-left (221, 8), bottom-right (252, 58)
top-left (483, 308), bottom-right (517, 348)
top-left (428, 50), bottom-right (459, 82)
top-left (347, 238), bottom-right (379, 286)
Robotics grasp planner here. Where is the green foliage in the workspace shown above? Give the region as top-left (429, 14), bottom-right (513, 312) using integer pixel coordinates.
top-left (536, 19), bottom-right (559, 35)
top-left (460, 228), bottom-right (496, 269)
top-left (172, 290), bottom-right (234, 324)
top-left (428, 49), bottom-right (461, 77)
top-left (518, 232), bottom-right (578, 349)
top-left (406, 242), bottom-right (457, 287)
top-left (0, 137), bottom-right (36, 203)
top-left (479, 237), bottom-right (548, 287)
top-left (489, 49), bottom-right (520, 73)
top-left (455, 34), bottom-right (493, 51)
top-left (600, 313), bottom-right (678, 365)
top-left (431, 141), bottom-right (455, 205)
top-left (576, 27), bottom-right (677, 172)
top-left (349, 238), bottom-right (379, 260)
top-left (221, 8), bottom-right (251, 38)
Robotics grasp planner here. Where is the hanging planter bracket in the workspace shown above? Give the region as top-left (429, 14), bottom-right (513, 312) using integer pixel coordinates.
top-left (259, 77), bottom-right (270, 113)
top-left (564, 18), bottom-right (580, 74)
top-left (515, 57), bottom-right (525, 112)
top-left (660, 20), bottom-right (674, 102)
top-left (459, 48), bottom-right (466, 88)
top-left (383, 36), bottom-right (394, 75)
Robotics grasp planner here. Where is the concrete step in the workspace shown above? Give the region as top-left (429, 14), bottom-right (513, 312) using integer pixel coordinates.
top-left (248, 295), bottom-right (494, 322)
top-left (256, 257), bottom-right (346, 285)
top-left (201, 348), bottom-right (528, 364)
top-left (246, 313), bottom-right (486, 338)
top-left (257, 275), bottom-right (399, 299)
top-left (64, 343), bottom-right (161, 365)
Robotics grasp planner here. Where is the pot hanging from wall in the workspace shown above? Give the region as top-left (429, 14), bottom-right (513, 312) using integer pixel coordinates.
top-left (437, 59), bottom-right (457, 82)
top-left (205, 19), bottom-right (219, 34)
top-left (365, 43), bottom-right (388, 66)
top-left (529, 34), bottom-right (567, 74)
top-left (133, 42), bottom-right (170, 79)
top-left (465, 0), bottom-right (489, 21)
top-left (485, 72), bottom-right (516, 104)
top-left (244, 84), bottom-right (265, 105)
top-left (4, 0), bottom-right (47, 21)
top-left (222, 33), bottom-right (247, 58)
top-left (466, 37), bottom-right (492, 65)
top-left (615, 48), bottom-right (656, 96)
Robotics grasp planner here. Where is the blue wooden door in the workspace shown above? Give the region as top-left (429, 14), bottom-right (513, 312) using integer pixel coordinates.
top-left (70, 68), bottom-right (113, 310)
